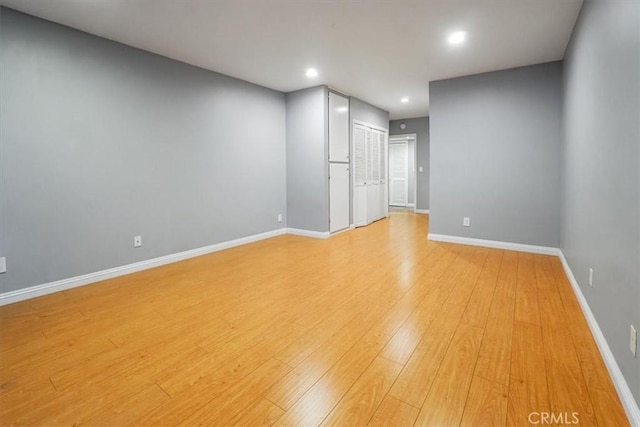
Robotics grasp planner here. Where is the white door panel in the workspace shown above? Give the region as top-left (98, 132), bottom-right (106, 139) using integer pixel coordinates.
top-left (354, 187), bottom-right (367, 227)
top-left (367, 184), bottom-right (380, 223)
top-left (329, 93), bottom-right (349, 162)
top-left (389, 142), bottom-right (408, 207)
top-left (354, 124), bottom-right (368, 227)
top-left (330, 163), bottom-right (350, 232)
top-left (353, 123), bottom-right (388, 227)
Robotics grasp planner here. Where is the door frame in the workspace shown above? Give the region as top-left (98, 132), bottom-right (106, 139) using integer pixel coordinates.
top-left (388, 133), bottom-right (417, 212)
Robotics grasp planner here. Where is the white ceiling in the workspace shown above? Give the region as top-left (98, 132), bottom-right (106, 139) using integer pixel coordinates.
top-left (0, 0), bottom-right (583, 119)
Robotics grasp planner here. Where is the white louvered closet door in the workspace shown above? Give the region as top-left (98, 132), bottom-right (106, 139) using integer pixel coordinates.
top-left (367, 130), bottom-right (381, 223)
top-left (353, 124), bottom-right (368, 227)
top-left (353, 124), bottom-right (388, 228)
top-left (378, 130), bottom-right (389, 217)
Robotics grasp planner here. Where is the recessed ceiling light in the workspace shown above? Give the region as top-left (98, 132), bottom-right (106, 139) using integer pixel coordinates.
top-left (306, 68), bottom-right (318, 78)
top-left (448, 31), bottom-right (466, 45)
top-left (401, 97), bottom-right (409, 103)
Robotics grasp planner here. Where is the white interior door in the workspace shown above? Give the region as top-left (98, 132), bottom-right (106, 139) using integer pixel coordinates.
top-left (329, 163), bottom-right (350, 232)
top-left (389, 141), bottom-right (409, 207)
top-left (329, 93), bottom-right (349, 162)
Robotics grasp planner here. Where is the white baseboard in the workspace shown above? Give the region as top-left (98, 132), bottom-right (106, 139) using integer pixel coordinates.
top-left (558, 251), bottom-right (640, 425)
top-left (424, 231), bottom-right (639, 423)
top-left (427, 233), bottom-right (559, 256)
top-left (329, 227), bottom-right (353, 236)
top-left (415, 209), bottom-right (430, 214)
top-left (286, 228), bottom-right (330, 239)
top-left (3, 225), bottom-right (636, 423)
top-left (0, 228), bottom-right (287, 306)
top-left (407, 203), bottom-right (416, 208)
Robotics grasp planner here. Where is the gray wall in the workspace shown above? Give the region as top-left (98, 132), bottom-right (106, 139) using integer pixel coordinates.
top-left (286, 86), bottom-right (329, 232)
top-left (350, 97), bottom-right (389, 131)
top-left (0, 8), bottom-right (287, 293)
top-left (429, 62), bottom-right (563, 247)
top-left (562, 0), bottom-right (640, 402)
top-left (389, 117), bottom-right (430, 211)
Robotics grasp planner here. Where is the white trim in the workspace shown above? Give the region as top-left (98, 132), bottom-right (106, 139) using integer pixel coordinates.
top-left (558, 251), bottom-right (640, 425)
top-left (286, 228), bottom-right (330, 239)
top-left (427, 233), bottom-right (559, 256)
top-left (0, 228), bottom-right (287, 306)
top-left (415, 209), bottom-right (430, 214)
top-left (388, 134), bottom-right (416, 143)
top-left (330, 227), bottom-right (352, 236)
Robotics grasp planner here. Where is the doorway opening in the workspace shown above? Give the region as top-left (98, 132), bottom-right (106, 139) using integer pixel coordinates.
top-left (388, 134), bottom-right (417, 211)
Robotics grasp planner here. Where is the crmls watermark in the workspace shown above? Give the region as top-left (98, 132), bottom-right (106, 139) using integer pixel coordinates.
top-left (528, 412), bottom-right (580, 424)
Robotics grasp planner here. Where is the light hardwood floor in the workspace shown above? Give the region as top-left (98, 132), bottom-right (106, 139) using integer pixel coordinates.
top-left (0, 212), bottom-right (629, 426)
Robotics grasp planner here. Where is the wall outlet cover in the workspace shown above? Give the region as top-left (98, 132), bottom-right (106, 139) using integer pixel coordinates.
top-left (631, 325), bottom-right (637, 357)
top-left (134, 235), bottom-right (142, 248)
top-left (463, 217), bottom-right (470, 227)
top-left (0, 257), bottom-right (6, 274)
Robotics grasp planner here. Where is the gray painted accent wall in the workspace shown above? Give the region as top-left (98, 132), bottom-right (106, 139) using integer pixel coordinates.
top-left (0, 8), bottom-right (287, 293)
top-left (286, 86), bottom-right (329, 232)
top-left (562, 0), bottom-right (640, 402)
top-left (429, 62), bottom-right (563, 247)
top-left (389, 117), bottom-right (430, 211)
top-left (349, 97), bottom-right (389, 131)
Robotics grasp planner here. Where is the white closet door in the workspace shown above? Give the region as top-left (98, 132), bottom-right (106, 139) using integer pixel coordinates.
top-left (353, 123), bottom-right (388, 227)
top-left (353, 124), bottom-right (368, 227)
top-left (378, 132), bottom-right (388, 217)
top-left (329, 93), bottom-right (349, 162)
top-left (329, 163), bottom-right (350, 232)
top-left (367, 184), bottom-right (381, 223)
top-left (370, 131), bottom-right (380, 183)
top-left (367, 130), bottom-right (381, 223)
top-left (389, 142), bottom-right (409, 207)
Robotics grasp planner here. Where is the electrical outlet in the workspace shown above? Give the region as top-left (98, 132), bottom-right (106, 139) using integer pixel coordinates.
top-left (589, 268), bottom-right (593, 287)
top-left (0, 257), bottom-right (6, 274)
top-left (277, 213), bottom-right (283, 223)
top-left (631, 325), bottom-right (637, 357)
top-left (134, 235), bottom-right (142, 248)
top-left (419, 166), bottom-right (424, 172)
top-left (463, 217), bottom-right (470, 227)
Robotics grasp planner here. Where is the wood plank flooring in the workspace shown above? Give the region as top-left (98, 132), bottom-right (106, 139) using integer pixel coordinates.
top-left (0, 212), bottom-right (629, 426)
